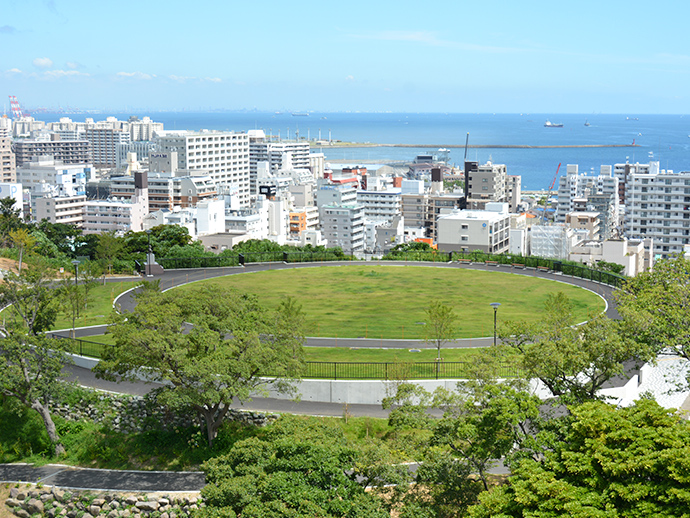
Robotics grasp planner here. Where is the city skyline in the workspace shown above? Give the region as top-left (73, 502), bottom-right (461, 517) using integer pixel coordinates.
top-left (2, 0), bottom-right (690, 114)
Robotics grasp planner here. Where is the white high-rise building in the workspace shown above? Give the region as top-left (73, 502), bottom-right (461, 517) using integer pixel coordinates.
top-left (156, 131), bottom-right (251, 207)
top-left (625, 167), bottom-right (690, 259)
top-left (248, 130), bottom-right (310, 195)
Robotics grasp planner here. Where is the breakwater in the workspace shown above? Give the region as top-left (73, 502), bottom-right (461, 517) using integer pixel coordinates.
top-left (315, 142), bottom-right (640, 149)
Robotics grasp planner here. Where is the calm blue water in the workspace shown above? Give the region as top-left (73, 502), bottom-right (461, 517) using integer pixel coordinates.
top-left (38, 112), bottom-right (690, 190)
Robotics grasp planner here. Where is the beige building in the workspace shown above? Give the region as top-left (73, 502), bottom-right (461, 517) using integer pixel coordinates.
top-left (566, 211), bottom-right (601, 241)
top-left (570, 238), bottom-right (652, 276)
top-left (436, 203), bottom-right (510, 253)
top-left (33, 195), bottom-right (85, 226)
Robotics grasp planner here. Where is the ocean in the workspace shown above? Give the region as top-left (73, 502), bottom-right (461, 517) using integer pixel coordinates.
top-left (37, 112), bottom-right (690, 190)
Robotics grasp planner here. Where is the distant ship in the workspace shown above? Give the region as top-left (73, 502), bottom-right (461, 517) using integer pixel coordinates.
top-left (292, 112), bottom-right (309, 117)
top-left (544, 120), bottom-right (564, 128)
top-left (627, 117), bottom-right (639, 121)
top-left (584, 120), bottom-right (590, 127)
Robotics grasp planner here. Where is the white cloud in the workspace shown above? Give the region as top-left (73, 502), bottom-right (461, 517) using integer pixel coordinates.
top-left (117, 71), bottom-right (154, 80)
top-left (66, 61), bottom-right (82, 70)
top-left (169, 75), bottom-right (194, 83)
top-left (33, 57), bottom-right (53, 69)
top-left (204, 77), bottom-right (222, 83)
top-left (44, 69), bottom-right (89, 78)
top-left (6, 68), bottom-right (22, 74)
top-left (345, 75), bottom-right (355, 82)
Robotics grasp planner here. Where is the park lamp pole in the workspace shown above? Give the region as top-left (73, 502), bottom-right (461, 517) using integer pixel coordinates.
top-left (71, 259), bottom-right (80, 340)
top-left (146, 229), bottom-right (152, 277)
top-left (71, 259), bottom-right (80, 287)
top-left (489, 302), bottom-right (501, 347)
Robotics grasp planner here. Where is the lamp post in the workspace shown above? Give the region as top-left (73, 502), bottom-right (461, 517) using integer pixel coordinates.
top-left (146, 229), bottom-right (152, 277)
top-left (71, 259), bottom-right (80, 287)
top-left (71, 259), bottom-right (80, 339)
top-left (489, 302), bottom-right (501, 347)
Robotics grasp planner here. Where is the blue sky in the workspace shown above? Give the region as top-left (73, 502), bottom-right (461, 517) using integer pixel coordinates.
top-left (2, 0), bottom-right (689, 113)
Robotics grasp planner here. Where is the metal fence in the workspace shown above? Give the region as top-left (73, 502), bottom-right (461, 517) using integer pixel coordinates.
top-left (48, 334), bottom-right (518, 380)
top-left (304, 361), bottom-right (521, 380)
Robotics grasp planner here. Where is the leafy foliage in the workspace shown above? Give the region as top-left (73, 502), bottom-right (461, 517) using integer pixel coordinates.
top-left (96, 285), bottom-right (306, 446)
top-left (200, 415), bottom-right (393, 517)
top-left (469, 399), bottom-right (690, 518)
top-left (501, 292), bottom-right (653, 405)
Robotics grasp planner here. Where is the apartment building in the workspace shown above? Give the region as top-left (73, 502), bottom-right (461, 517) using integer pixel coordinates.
top-left (321, 204), bottom-right (365, 254)
top-left (248, 131), bottom-right (310, 194)
top-left (13, 137), bottom-right (91, 166)
top-left (625, 169), bottom-right (690, 259)
top-left (33, 195), bottom-right (86, 226)
top-left (156, 131), bottom-right (251, 207)
top-left (110, 173), bottom-right (217, 212)
top-left (85, 126), bottom-right (131, 168)
top-left (356, 189), bottom-right (402, 222)
top-left (82, 199), bottom-right (133, 234)
top-left (554, 164), bottom-right (620, 237)
top-left (17, 156), bottom-right (90, 197)
top-left (0, 137), bottom-right (16, 182)
top-left (465, 161), bottom-right (508, 210)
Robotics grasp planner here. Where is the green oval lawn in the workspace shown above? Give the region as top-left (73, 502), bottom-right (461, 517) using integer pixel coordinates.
top-left (174, 265), bottom-right (605, 339)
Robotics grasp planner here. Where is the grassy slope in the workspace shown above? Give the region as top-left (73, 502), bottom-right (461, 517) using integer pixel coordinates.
top-left (173, 265), bottom-right (605, 339)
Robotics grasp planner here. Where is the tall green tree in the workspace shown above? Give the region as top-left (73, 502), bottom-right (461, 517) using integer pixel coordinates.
top-left (96, 285), bottom-right (306, 446)
top-left (96, 231), bottom-right (124, 276)
top-left (9, 227), bottom-right (36, 274)
top-left (424, 300), bottom-right (457, 361)
top-left (469, 399), bottom-right (690, 518)
top-left (501, 292), bottom-right (652, 405)
top-left (0, 263), bottom-right (69, 457)
top-left (617, 254), bottom-right (690, 363)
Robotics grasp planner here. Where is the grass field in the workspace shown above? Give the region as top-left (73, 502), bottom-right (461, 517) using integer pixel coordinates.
top-left (1, 280), bottom-right (142, 332)
top-left (174, 265), bottom-right (605, 339)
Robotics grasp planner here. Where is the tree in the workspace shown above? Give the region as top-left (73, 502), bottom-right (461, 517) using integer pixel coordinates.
top-left (96, 231), bottom-right (124, 276)
top-left (425, 300), bottom-right (457, 361)
top-left (0, 263), bottom-right (69, 457)
top-left (617, 254), bottom-right (690, 363)
top-left (199, 415), bottom-right (392, 518)
top-left (384, 375), bottom-right (542, 511)
top-left (96, 285), bottom-right (306, 446)
top-left (501, 292), bottom-right (653, 405)
top-left (0, 196), bottom-right (23, 246)
top-left (469, 399), bottom-right (690, 518)
top-left (9, 227), bottom-right (36, 274)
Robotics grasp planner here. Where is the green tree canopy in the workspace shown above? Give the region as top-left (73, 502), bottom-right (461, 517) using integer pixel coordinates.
top-left (470, 399), bottom-right (690, 518)
top-left (199, 415), bottom-right (393, 518)
top-left (96, 285), bottom-right (306, 446)
top-left (617, 255), bottom-right (690, 364)
top-left (501, 292), bottom-right (653, 405)
top-left (0, 262), bottom-right (69, 456)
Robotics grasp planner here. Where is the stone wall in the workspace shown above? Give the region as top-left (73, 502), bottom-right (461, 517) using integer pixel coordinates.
top-left (4, 486), bottom-right (203, 518)
top-left (49, 390), bottom-right (279, 434)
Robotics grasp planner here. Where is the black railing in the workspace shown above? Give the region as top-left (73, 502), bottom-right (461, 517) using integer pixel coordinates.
top-left (49, 333), bottom-right (109, 359)
top-left (48, 334), bottom-right (518, 380)
top-left (304, 361), bottom-right (521, 380)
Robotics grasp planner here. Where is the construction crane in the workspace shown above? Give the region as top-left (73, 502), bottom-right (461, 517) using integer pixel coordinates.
top-left (540, 162), bottom-right (561, 224)
top-left (8, 96), bottom-right (25, 119)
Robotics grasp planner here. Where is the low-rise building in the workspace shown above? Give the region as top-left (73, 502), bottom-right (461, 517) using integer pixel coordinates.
top-left (436, 203), bottom-right (510, 253)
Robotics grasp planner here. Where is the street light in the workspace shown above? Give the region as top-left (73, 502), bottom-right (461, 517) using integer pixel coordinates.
top-left (489, 302), bottom-right (501, 347)
top-left (71, 259), bottom-right (80, 287)
top-left (145, 229), bottom-right (152, 277)
top-left (71, 259), bottom-right (80, 339)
